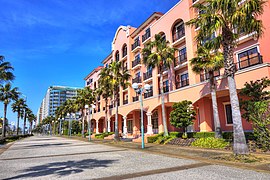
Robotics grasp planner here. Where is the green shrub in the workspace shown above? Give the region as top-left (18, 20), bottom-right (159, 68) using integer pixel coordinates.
top-left (222, 132), bottom-right (233, 140)
top-left (194, 132), bottom-right (215, 138)
top-left (191, 137), bottom-right (229, 149)
top-left (169, 132), bottom-right (182, 138)
top-left (147, 134), bottom-right (160, 143)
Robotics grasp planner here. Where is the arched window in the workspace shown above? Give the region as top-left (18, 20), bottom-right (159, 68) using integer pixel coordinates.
top-left (122, 44), bottom-right (127, 58)
top-left (172, 19), bottom-right (185, 42)
top-left (115, 51), bottom-right (120, 62)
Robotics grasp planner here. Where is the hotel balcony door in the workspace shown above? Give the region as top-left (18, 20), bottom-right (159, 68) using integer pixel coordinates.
top-left (152, 111), bottom-right (159, 134)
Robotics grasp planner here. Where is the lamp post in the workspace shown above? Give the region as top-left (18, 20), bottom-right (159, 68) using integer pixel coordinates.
top-left (67, 113), bottom-right (71, 136)
top-left (132, 83), bottom-right (151, 149)
top-left (85, 104), bottom-right (96, 142)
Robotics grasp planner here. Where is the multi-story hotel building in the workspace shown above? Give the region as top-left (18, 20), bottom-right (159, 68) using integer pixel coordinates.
top-left (84, 0), bottom-right (270, 137)
top-left (38, 86), bottom-right (80, 123)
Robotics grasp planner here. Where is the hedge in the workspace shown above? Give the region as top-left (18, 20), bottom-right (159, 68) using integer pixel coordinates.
top-left (0, 134), bottom-right (33, 144)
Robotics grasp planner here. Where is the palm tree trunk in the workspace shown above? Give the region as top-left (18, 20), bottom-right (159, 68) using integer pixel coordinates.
top-left (16, 113), bottom-right (20, 135)
top-left (81, 109), bottom-right (84, 137)
top-left (104, 98), bottom-right (108, 133)
top-left (23, 109), bottom-right (26, 135)
top-left (114, 92), bottom-right (120, 141)
top-left (2, 104), bottom-right (7, 138)
top-left (209, 71), bottom-right (222, 138)
top-left (159, 67), bottom-right (169, 136)
top-left (223, 38), bottom-right (249, 154)
top-left (30, 122), bottom-right (32, 134)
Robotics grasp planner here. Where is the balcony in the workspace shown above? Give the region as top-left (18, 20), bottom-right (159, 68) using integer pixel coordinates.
top-left (143, 71), bottom-right (152, 81)
top-left (159, 65), bottom-right (168, 73)
top-left (123, 99), bottom-right (128, 105)
top-left (142, 31), bottom-right (151, 43)
top-left (132, 76), bottom-right (142, 84)
top-left (172, 30), bottom-right (185, 43)
top-left (97, 96), bottom-right (100, 101)
top-left (236, 54), bottom-right (263, 71)
top-left (132, 58), bottom-right (141, 68)
top-left (132, 40), bottom-right (141, 51)
top-left (109, 104), bottom-right (113, 109)
top-left (133, 96), bottom-right (139, 102)
top-left (200, 71), bottom-right (220, 82)
top-left (97, 108), bottom-right (100, 112)
top-left (174, 53), bottom-right (187, 67)
top-left (122, 50), bottom-right (127, 58)
top-left (159, 86), bottom-right (169, 94)
top-left (176, 79), bottom-right (190, 89)
top-left (144, 90), bottom-right (153, 99)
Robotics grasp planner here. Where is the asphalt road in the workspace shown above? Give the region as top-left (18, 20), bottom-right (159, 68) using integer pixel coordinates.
top-left (0, 136), bottom-right (269, 180)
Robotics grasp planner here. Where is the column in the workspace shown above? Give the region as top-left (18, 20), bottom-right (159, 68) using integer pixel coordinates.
top-left (123, 116), bottom-right (128, 135)
top-left (146, 112), bottom-right (153, 135)
top-left (108, 118), bottom-right (111, 132)
top-left (96, 120), bottom-right (99, 134)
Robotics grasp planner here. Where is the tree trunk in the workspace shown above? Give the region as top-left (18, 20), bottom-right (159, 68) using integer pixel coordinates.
top-left (159, 66), bottom-right (169, 136)
top-left (81, 109), bottom-right (85, 137)
top-left (209, 71), bottom-right (222, 138)
top-left (104, 98), bottom-right (108, 133)
top-left (30, 122), bottom-right (32, 134)
top-left (23, 109), bottom-right (26, 135)
top-left (2, 104), bottom-right (7, 138)
top-left (222, 35), bottom-right (249, 154)
top-left (16, 113), bottom-right (20, 136)
top-left (114, 92), bottom-right (120, 141)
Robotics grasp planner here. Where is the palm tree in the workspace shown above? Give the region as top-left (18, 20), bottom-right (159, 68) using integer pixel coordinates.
top-left (142, 34), bottom-right (175, 137)
top-left (0, 83), bottom-right (19, 137)
top-left (108, 61), bottom-right (130, 140)
top-left (11, 98), bottom-right (25, 135)
top-left (22, 105), bottom-right (30, 135)
top-left (0, 56), bottom-right (15, 84)
top-left (75, 87), bottom-right (95, 137)
top-left (98, 67), bottom-right (113, 133)
top-left (190, 45), bottom-right (223, 138)
top-left (187, 0), bottom-right (265, 154)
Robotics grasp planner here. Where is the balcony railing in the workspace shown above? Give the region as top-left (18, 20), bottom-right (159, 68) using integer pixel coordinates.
top-left (172, 29), bottom-right (185, 42)
top-left (236, 54), bottom-right (263, 71)
top-left (132, 76), bottom-right (142, 84)
top-left (200, 71), bottom-right (220, 82)
top-left (174, 53), bottom-right (187, 67)
top-left (132, 58), bottom-right (141, 68)
top-left (159, 86), bottom-right (169, 94)
top-left (133, 96), bottom-right (139, 102)
top-left (144, 90), bottom-right (153, 99)
top-left (132, 40), bottom-right (140, 50)
top-left (159, 65), bottom-right (168, 73)
top-left (176, 79), bottom-right (189, 89)
top-left (142, 31), bottom-right (151, 42)
top-left (122, 50), bottom-right (127, 58)
top-left (123, 99), bottom-right (128, 105)
top-left (143, 71), bottom-right (152, 80)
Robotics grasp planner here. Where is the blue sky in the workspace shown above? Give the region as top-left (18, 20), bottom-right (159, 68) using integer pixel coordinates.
top-left (0, 0), bottom-right (179, 126)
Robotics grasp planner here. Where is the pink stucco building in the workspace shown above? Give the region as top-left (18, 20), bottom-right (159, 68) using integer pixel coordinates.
top-left (84, 0), bottom-right (270, 137)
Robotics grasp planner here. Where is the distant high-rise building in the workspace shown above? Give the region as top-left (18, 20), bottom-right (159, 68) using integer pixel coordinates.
top-left (37, 86), bottom-right (81, 123)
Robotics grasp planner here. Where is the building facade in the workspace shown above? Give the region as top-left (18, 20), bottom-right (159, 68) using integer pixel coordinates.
top-left (84, 0), bottom-right (270, 137)
top-left (38, 86), bottom-right (80, 123)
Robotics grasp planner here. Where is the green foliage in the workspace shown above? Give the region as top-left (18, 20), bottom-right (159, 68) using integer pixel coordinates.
top-left (191, 137), bottom-right (229, 149)
top-left (170, 100), bottom-right (196, 133)
top-left (95, 132), bottom-right (114, 139)
top-left (169, 132), bottom-right (181, 138)
top-left (240, 78), bottom-right (270, 151)
top-left (71, 120), bottom-right (81, 134)
top-left (194, 132), bottom-right (215, 138)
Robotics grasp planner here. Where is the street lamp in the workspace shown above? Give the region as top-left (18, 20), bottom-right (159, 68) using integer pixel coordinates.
top-left (67, 113), bottom-right (71, 136)
top-left (85, 104), bottom-right (96, 142)
top-left (132, 83), bottom-right (151, 149)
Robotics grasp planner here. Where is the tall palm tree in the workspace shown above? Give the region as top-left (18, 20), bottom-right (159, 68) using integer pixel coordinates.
top-left (98, 67), bottom-right (113, 133)
top-left (108, 61), bottom-right (130, 140)
top-left (187, 0), bottom-right (265, 154)
top-left (75, 87), bottom-right (95, 137)
top-left (22, 105), bottom-right (30, 135)
top-left (0, 83), bottom-right (19, 137)
top-left (190, 45), bottom-right (224, 138)
top-left (142, 34), bottom-right (175, 137)
top-left (0, 56), bottom-right (15, 84)
top-left (11, 98), bottom-right (25, 135)
top-left (28, 113), bottom-right (36, 134)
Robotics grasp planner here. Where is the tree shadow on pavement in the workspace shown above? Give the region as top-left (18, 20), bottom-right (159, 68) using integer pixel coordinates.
top-left (5, 158), bottom-right (118, 180)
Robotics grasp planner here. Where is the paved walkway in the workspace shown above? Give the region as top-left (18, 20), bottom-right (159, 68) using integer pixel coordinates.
top-left (0, 136), bottom-right (269, 180)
